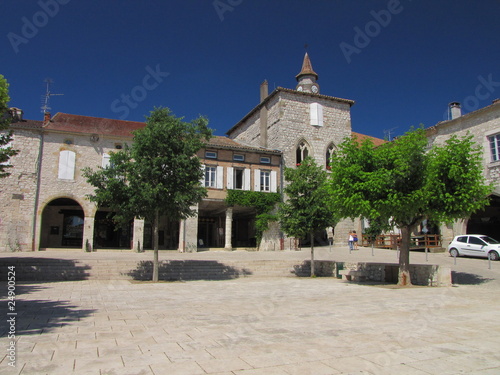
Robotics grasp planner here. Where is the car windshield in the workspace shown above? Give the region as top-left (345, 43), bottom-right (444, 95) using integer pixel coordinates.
top-left (480, 236), bottom-right (500, 244)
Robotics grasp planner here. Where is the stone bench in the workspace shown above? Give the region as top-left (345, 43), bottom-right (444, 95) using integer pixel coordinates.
top-left (338, 269), bottom-right (367, 282)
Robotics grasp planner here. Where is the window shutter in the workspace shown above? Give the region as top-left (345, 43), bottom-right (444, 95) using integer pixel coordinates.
top-left (310, 103), bottom-right (323, 126)
top-left (102, 153), bottom-right (111, 168)
top-left (243, 168), bottom-right (251, 191)
top-left (254, 169), bottom-right (261, 191)
top-left (227, 167), bottom-right (234, 190)
top-left (58, 150), bottom-right (75, 180)
top-left (216, 166), bottom-right (224, 189)
top-left (200, 165), bottom-right (206, 186)
top-left (270, 170), bottom-right (277, 192)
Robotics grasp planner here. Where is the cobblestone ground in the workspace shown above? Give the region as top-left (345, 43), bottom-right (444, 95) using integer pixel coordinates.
top-left (1, 247), bottom-right (499, 374)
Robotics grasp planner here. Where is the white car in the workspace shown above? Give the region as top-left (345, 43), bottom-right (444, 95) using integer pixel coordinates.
top-left (448, 235), bottom-right (500, 261)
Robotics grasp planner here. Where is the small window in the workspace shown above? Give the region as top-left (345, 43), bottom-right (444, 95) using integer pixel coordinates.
top-left (205, 151), bottom-right (217, 159)
top-left (64, 139), bottom-right (74, 145)
top-left (260, 170), bottom-right (271, 192)
top-left (488, 134), bottom-right (500, 162)
top-left (233, 154), bottom-right (245, 162)
top-left (205, 166), bottom-right (217, 187)
top-left (260, 156), bottom-right (271, 164)
top-left (115, 143), bottom-right (123, 150)
top-left (457, 236), bottom-right (467, 243)
top-left (234, 169), bottom-right (244, 190)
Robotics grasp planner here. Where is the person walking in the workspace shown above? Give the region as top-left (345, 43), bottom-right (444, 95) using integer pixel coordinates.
top-left (348, 231), bottom-right (354, 251)
top-left (352, 230), bottom-right (358, 250)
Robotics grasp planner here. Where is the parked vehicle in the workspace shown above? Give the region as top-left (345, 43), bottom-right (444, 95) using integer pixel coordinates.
top-left (448, 235), bottom-right (500, 260)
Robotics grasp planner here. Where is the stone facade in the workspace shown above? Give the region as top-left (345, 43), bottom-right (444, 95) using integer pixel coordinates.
top-left (0, 124), bottom-right (41, 251)
top-left (227, 54), bottom-right (377, 245)
top-left (426, 100), bottom-right (500, 245)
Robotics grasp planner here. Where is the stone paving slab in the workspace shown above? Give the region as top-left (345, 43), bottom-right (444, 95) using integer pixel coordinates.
top-left (1, 246), bottom-right (500, 374)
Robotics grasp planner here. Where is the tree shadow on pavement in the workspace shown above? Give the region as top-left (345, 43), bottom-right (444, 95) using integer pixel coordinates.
top-left (451, 271), bottom-right (493, 285)
top-left (1, 298), bottom-right (96, 336)
top-left (126, 260), bottom-right (252, 281)
top-left (0, 258), bottom-right (91, 281)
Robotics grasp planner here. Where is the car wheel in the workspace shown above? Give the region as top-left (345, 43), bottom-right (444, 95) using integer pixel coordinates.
top-left (449, 248), bottom-right (459, 258)
top-left (488, 251), bottom-right (499, 261)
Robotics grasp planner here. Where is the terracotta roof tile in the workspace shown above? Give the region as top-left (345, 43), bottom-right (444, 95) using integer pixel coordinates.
top-left (10, 119), bottom-right (44, 129)
top-left (45, 113), bottom-right (145, 137)
top-left (352, 132), bottom-right (386, 147)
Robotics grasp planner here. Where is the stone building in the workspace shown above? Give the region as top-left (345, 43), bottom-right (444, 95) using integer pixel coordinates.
top-left (426, 100), bottom-right (500, 244)
top-left (227, 53), bottom-right (384, 244)
top-left (1, 52), bottom-right (387, 252)
top-left (0, 111), bottom-right (281, 252)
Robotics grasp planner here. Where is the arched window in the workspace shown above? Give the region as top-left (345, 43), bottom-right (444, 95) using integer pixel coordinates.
top-left (296, 141), bottom-right (309, 166)
top-left (326, 143), bottom-right (336, 170)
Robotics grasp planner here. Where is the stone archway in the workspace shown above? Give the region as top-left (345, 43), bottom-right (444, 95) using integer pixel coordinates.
top-left (39, 198), bottom-right (84, 249)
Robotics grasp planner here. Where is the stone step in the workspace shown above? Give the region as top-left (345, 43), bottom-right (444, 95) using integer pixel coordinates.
top-left (0, 258), bottom-right (316, 281)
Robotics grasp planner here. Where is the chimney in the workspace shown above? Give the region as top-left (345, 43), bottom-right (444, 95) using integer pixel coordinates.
top-left (43, 112), bottom-right (51, 123)
top-left (260, 80), bottom-right (268, 103)
top-left (9, 107), bottom-right (23, 122)
top-left (449, 102), bottom-right (461, 120)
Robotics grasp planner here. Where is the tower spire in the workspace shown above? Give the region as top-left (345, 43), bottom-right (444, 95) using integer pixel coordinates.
top-left (295, 52), bottom-right (319, 94)
top-left (296, 52), bottom-right (318, 81)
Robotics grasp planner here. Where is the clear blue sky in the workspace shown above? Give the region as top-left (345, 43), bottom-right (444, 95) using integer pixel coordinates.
top-left (2, 0), bottom-right (499, 139)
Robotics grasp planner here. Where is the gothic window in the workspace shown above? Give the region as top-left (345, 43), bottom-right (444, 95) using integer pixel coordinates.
top-left (296, 141), bottom-right (309, 166)
top-left (326, 143), bottom-right (336, 170)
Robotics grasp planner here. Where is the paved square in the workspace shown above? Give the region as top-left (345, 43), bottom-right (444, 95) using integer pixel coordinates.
top-left (1, 247), bottom-right (500, 374)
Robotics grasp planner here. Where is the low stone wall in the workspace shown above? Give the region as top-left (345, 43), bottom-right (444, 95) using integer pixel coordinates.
top-left (335, 261), bottom-right (451, 287)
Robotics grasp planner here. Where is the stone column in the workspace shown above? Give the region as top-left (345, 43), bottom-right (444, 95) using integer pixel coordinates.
top-left (82, 216), bottom-right (95, 252)
top-left (132, 218), bottom-right (145, 252)
top-left (225, 207), bottom-right (233, 250)
top-left (178, 205), bottom-right (199, 252)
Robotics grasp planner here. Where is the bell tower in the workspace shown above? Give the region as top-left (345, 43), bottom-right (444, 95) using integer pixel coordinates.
top-left (295, 52), bottom-right (320, 94)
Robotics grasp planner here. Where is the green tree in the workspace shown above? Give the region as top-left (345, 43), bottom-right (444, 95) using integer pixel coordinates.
top-left (0, 75), bottom-right (18, 178)
top-left (83, 107), bottom-right (212, 281)
top-left (279, 157), bottom-right (337, 276)
top-left (329, 128), bottom-right (491, 286)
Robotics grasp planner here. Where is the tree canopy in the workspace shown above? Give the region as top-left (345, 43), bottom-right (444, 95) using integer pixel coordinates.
top-left (84, 107), bottom-right (212, 281)
top-left (0, 75), bottom-right (18, 178)
top-left (279, 157), bottom-right (337, 276)
top-left (329, 127), bottom-right (491, 285)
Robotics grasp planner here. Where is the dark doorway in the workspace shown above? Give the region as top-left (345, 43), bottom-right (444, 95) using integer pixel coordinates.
top-left (94, 211), bottom-right (132, 249)
top-left (467, 195), bottom-right (500, 240)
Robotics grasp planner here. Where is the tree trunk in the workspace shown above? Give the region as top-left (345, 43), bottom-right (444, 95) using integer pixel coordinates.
top-left (398, 226), bottom-right (412, 286)
top-left (310, 232), bottom-right (315, 277)
top-left (152, 209), bottom-right (159, 282)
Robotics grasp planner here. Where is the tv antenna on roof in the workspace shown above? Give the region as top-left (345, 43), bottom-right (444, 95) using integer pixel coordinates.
top-left (40, 78), bottom-right (63, 114)
top-left (384, 127), bottom-right (398, 141)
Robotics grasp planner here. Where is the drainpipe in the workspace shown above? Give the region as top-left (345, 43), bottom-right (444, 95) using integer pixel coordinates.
top-left (31, 127), bottom-right (45, 251)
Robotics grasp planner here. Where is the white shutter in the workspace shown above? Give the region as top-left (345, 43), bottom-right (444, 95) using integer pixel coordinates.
top-left (227, 167), bottom-right (234, 190)
top-left (310, 103), bottom-right (323, 126)
top-left (102, 153), bottom-right (111, 168)
top-left (216, 166), bottom-right (224, 189)
top-left (270, 170), bottom-right (277, 193)
top-left (200, 165), bottom-right (206, 186)
top-left (243, 168), bottom-right (251, 191)
top-left (254, 169), bottom-right (261, 191)
top-left (58, 150), bottom-right (75, 180)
